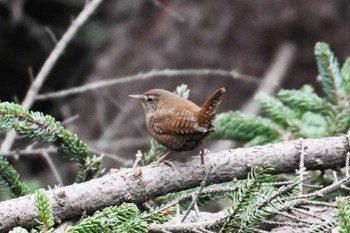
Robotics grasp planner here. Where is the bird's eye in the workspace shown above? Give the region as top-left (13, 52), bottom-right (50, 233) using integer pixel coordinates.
top-left (145, 95), bottom-right (154, 103)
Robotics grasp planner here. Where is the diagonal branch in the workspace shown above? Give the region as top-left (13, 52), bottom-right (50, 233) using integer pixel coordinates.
top-left (0, 136), bottom-right (349, 232)
top-left (0, 0), bottom-right (104, 153)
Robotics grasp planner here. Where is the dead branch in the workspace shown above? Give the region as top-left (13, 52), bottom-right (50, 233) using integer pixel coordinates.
top-left (0, 135), bottom-right (349, 232)
top-left (0, 0), bottom-right (104, 153)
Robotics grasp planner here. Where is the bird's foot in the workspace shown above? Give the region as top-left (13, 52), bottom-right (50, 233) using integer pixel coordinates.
top-left (199, 148), bottom-right (210, 164)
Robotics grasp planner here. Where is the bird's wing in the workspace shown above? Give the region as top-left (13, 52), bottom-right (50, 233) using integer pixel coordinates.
top-left (152, 110), bottom-right (207, 135)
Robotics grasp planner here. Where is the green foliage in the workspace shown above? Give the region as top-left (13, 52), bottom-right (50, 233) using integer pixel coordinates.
top-left (0, 157), bottom-right (29, 198)
top-left (341, 57), bottom-right (350, 100)
top-left (298, 112), bottom-right (329, 138)
top-left (156, 186), bottom-right (218, 211)
top-left (314, 42), bottom-right (345, 105)
top-left (212, 111), bottom-right (281, 146)
top-left (34, 189), bottom-right (55, 231)
top-left (212, 42), bottom-right (350, 146)
top-left (67, 203), bottom-right (171, 233)
top-left (306, 218), bottom-right (337, 233)
top-left (175, 83), bottom-right (190, 99)
top-left (220, 165), bottom-right (275, 232)
top-left (335, 109), bottom-right (350, 134)
top-left (277, 85), bottom-right (328, 113)
top-left (0, 101), bottom-right (103, 187)
top-left (336, 197), bottom-right (350, 233)
top-left (256, 92), bottom-right (297, 127)
top-left (6, 42), bottom-right (350, 233)
top-left (56, 129), bottom-right (88, 164)
top-left (75, 154), bottom-right (105, 183)
top-left (142, 139), bottom-right (167, 166)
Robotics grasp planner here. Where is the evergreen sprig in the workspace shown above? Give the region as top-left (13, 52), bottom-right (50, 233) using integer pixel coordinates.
top-left (306, 217), bottom-right (337, 233)
top-left (314, 42), bottom-right (345, 105)
top-left (341, 57), bottom-right (350, 100)
top-left (277, 85), bottom-right (328, 113)
top-left (212, 111), bottom-right (281, 146)
top-left (0, 102), bottom-right (103, 183)
top-left (255, 92), bottom-right (297, 127)
top-left (220, 165), bottom-right (273, 232)
top-left (34, 189), bottom-right (55, 231)
top-left (67, 203), bottom-right (171, 233)
top-left (336, 197), bottom-right (350, 233)
top-left (75, 155), bottom-right (105, 183)
top-left (0, 156), bottom-right (29, 197)
top-left (212, 42), bottom-right (350, 146)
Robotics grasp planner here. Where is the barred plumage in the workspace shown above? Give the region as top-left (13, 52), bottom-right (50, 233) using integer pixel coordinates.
top-left (129, 87), bottom-right (225, 151)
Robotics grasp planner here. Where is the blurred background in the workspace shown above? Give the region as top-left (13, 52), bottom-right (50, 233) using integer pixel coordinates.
top-left (0, 0), bottom-right (349, 187)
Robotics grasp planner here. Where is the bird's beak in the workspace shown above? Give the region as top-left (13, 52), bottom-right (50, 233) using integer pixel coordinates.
top-left (128, 94), bottom-right (143, 99)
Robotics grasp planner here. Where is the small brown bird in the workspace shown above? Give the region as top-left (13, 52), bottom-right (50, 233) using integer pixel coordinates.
top-left (129, 87), bottom-right (225, 152)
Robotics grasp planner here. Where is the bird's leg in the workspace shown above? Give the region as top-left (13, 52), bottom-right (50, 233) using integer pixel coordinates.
top-left (199, 148), bottom-right (210, 164)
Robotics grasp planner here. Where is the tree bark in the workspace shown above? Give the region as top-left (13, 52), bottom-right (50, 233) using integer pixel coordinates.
top-left (0, 136), bottom-right (349, 232)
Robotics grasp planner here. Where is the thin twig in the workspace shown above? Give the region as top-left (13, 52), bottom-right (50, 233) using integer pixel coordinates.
top-left (149, 0), bottom-right (186, 23)
top-left (262, 220), bottom-right (310, 228)
top-left (290, 207), bottom-right (327, 221)
top-left (210, 41), bottom-right (297, 151)
top-left (42, 151), bottom-right (64, 186)
top-left (181, 166), bottom-right (212, 222)
top-left (290, 175), bottom-right (350, 200)
top-left (262, 181), bottom-right (322, 189)
top-left (242, 41), bottom-right (296, 115)
top-left (88, 147), bottom-right (132, 165)
top-left (0, 147), bottom-right (57, 157)
top-left (276, 211), bottom-right (314, 225)
top-left (35, 69), bottom-right (258, 100)
top-left (346, 152), bottom-right (350, 177)
top-left (148, 186), bottom-right (239, 218)
top-left (333, 170), bottom-right (350, 192)
top-left (0, 0), bottom-right (104, 153)
top-left (133, 150), bottom-right (143, 169)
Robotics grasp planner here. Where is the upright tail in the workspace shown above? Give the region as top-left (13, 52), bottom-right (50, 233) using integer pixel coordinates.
top-left (198, 87), bottom-right (225, 130)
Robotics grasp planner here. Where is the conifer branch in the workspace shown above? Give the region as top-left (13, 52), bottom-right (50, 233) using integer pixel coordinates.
top-left (34, 189), bottom-right (55, 231)
top-left (0, 157), bottom-right (30, 197)
top-left (0, 102), bottom-right (103, 184)
top-left (341, 57), bottom-right (350, 100)
top-left (314, 42), bottom-right (345, 105)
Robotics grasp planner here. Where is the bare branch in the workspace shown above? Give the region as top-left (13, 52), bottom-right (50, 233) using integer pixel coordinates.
top-left (0, 136), bottom-right (348, 231)
top-left (0, 0), bottom-right (104, 153)
top-left (242, 41), bottom-right (297, 115)
top-left (35, 69), bottom-right (258, 100)
top-left (42, 151), bottom-right (64, 186)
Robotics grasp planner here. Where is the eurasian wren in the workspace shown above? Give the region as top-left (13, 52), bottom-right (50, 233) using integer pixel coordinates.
top-left (129, 87), bottom-right (225, 152)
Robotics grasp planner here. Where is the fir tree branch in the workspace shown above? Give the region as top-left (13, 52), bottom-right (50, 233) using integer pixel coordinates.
top-left (34, 189), bottom-right (55, 231)
top-left (0, 157), bottom-right (30, 197)
top-left (341, 57), bottom-right (350, 101)
top-left (314, 42), bottom-right (345, 105)
top-left (0, 135), bottom-right (349, 231)
top-left (0, 0), bottom-right (104, 154)
top-left (0, 102), bottom-right (103, 183)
